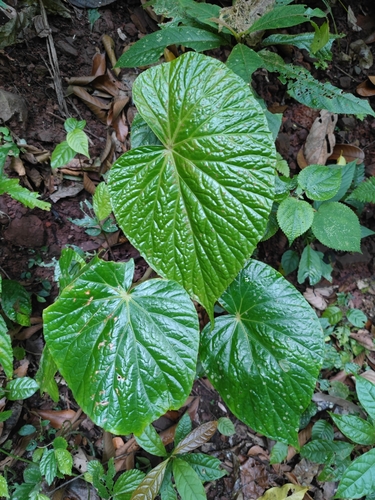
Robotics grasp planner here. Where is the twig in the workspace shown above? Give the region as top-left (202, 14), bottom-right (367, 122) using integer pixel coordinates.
top-left (39, 0), bottom-right (68, 116)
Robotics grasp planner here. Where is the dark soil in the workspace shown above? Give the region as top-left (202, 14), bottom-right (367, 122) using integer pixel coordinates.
top-left (1, 0), bottom-right (375, 498)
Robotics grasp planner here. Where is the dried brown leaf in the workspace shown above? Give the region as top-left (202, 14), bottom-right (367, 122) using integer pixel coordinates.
top-left (350, 329), bottom-right (375, 350)
top-left (296, 147), bottom-right (308, 169)
top-left (10, 156), bottom-right (26, 176)
top-left (329, 144), bottom-right (365, 165)
top-left (112, 114), bottom-right (129, 143)
top-left (34, 409), bottom-right (77, 429)
top-left (356, 79), bottom-right (375, 97)
top-left (14, 360), bottom-right (29, 378)
top-left (91, 72), bottom-right (120, 97)
top-left (287, 424), bottom-right (312, 462)
top-left (361, 370), bottom-right (375, 385)
top-left (92, 52), bottom-right (106, 77)
top-left (69, 86), bottom-right (110, 124)
top-left (303, 288), bottom-right (329, 311)
top-left (83, 172), bottom-right (96, 195)
top-left (102, 34), bottom-right (120, 76)
top-left (303, 110), bottom-right (337, 166)
top-left (108, 96), bottom-right (130, 125)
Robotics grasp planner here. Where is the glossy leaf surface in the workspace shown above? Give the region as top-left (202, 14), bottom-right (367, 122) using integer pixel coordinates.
top-left (131, 459), bottom-right (169, 500)
top-left (226, 44), bottom-right (263, 83)
top-left (331, 414), bottom-right (375, 445)
top-left (301, 439), bottom-right (353, 464)
top-left (44, 258), bottom-right (199, 435)
top-left (0, 316), bottom-right (13, 378)
top-left (173, 421), bottom-right (217, 455)
top-left (356, 376), bottom-right (375, 420)
top-left (172, 458), bottom-right (206, 500)
top-left (116, 27), bottom-right (227, 68)
top-left (200, 259), bottom-right (324, 446)
top-left (335, 448), bottom-right (375, 499)
top-left (109, 52), bottom-right (275, 315)
top-left (135, 425), bottom-right (167, 457)
top-left (181, 453), bottom-right (226, 481)
top-left (6, 377), bottom-right (39, 400)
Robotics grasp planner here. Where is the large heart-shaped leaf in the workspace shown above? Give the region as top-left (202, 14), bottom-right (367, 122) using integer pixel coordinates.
top-left (108, 52), bottom-right (275, 316)
top-left (43, 258), bottom-right (199, 435)
top-left (200, 260), bottom-right (324, 446)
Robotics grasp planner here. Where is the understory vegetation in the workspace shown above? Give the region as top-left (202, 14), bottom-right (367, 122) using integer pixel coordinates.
top-left (1, 0), bottom-right (375, 498)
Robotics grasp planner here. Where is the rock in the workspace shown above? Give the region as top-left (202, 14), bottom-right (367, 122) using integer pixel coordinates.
top-left (0, 89), bottom-right (28, 124)
top-left (3, 215), bottom-right (46, 247)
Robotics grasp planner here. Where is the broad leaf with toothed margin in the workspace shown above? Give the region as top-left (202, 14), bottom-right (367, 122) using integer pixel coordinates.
top-left (43, 258), bottom-right (199, 436)
top-left (200, 259), bottom-right (324, 446)
top-left (108, 52), bottom-right (275, 317)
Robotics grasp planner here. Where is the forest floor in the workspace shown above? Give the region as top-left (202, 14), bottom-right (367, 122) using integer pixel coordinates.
top-left (1, 0), bottom-right (375, 499)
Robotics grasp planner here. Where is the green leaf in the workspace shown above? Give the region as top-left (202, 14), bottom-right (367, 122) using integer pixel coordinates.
top-left (246, 5), bottom-right (325, 34)
top-left (200, 259), bottom-right (324, 446)
top-left (135, 425), bottom-right (167, 457)
top-left (53, 437), bottom-right (67, 450)
top-left (297, 246), bottom-right (324, 285)
top-left (361, 225), bottom-right (375, 238)
top-left (87, 460), bottom-right (109, 499)
top-left (311, 20), bottom-right (329, 54)
top-left (298, 165), bottom-right (341, 201)
top-left (0, 410), bottom-right (12, 423)
top-left (116, 27), bottom-right (228, 68)
top-left (301, 439), bottom-right (354, 464)
top-left (262, 32), bottom-right (340, 64)
top-left (281, 250), bottom-right (299, 275)
top-left (356, 376), bottom-right (375, 421)
top-left (50, 141), bottom-right (76, 169)
top-left (1, 279), bottom-right (31, 326)
top-left (172, 458), bottom-right (206, 500)
top-left (93, 182), bottom-right (112, 221)
top-left (277, 197), bottom-right (314, 245)
top-left (347, 308), bottom-right (367, 328)
top-left (160, 473), bottom-right (177, 500)
top-left (19, 425), bottom-right (36, 436)
top-left (0, 176), bottom-right (50, 211)
top-left (0, 316), bottom-right (13, 378)
top-left (40, 449), bottom-right (58, 486)
top-left (226, 44), bottom-right (263, 83)
top-left (131, 113), bottom-right (161, 149)
top-left (335, 448), bottom-right (375, 499)
top-left (349, 177), bottom-right (375, 203)
top-left (325, 161), bottom-right (357, 202)
top-left (64, 118), bottom-right (85, 133)
top-left (6, 377), bottom-right (39, 400)
top-left (35, 346), bottom-right (59, 402)
top-left (88, 8), bottom-right (100, 29)
top-left (322, 306), bottom-right (343, 325)
top-left (44, 258), bottom-right (199, 436)
top-left (173, 421), bottom-right (217, 455)
top-left (174, 413), bottom-right (192, 446)
top-left (0, 475), bottom-right (9, 498)
top-left (269, 442), bottom-right (288, 464)
top-left (131, 459), bottom-right (169, 500)
top-left (55, 247), bottom-right (86, 290)
top-left (312, 202), bottom-right (361, 252)
top-left (66, 129), bottom-right (89, 158)
top-left (275, 154), bottom-right (289, 177)
top-left (55, 449), bottom-right (73, 476)
top-left (311, 420), bottom-right (334, 441)
top-left (217, 417), bottom-right (235, 436)
top-left (113, 470), bottom-right (145, 498)
top-left (180, 453), bottom-right (226, 481)
top-left (331, 414), bottom-right (375, 445)
top-left (108, 52), bottom-right (275, 317)
top-left (260, 50), bottom-right (375, 117)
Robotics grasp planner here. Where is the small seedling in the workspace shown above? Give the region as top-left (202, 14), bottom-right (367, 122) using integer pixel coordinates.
top-left (51, 118), bottom-right (89, 169)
